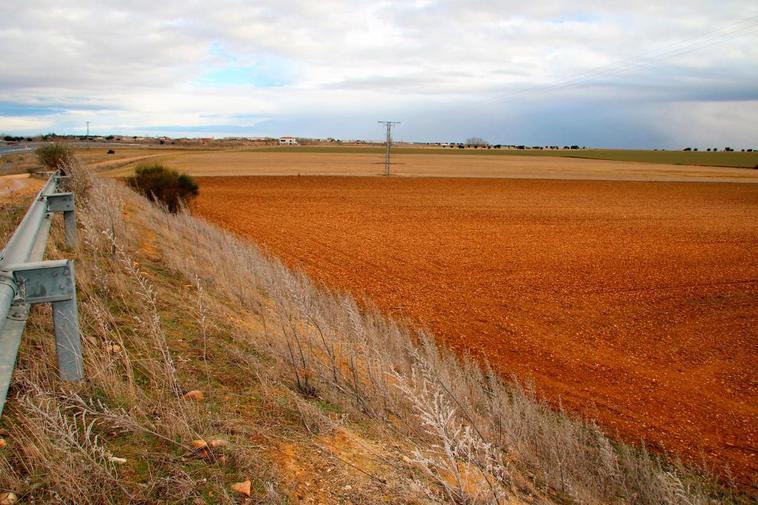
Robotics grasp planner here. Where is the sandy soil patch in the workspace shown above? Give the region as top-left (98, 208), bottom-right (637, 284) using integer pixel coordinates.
top-left (0, 174), bottom-right (43, 203)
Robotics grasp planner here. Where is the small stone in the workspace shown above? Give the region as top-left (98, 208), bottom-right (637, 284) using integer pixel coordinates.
top-left (108, 456), bottom-right (128, 465)
top-left (231, 480), bottom-right (251, 497)
top-left (401, 455), bottom-right (412, 464)
top-left (183, 390), bottom-right (204, 401)
top-left (343, 485), bottom-right (352, 491)
top-left (0, 438), bottom-right (6, 449)
top-left (209, 439), bottom-right (227, 448)
top-left (0, 493), bottom-right (18, 505)
top-left (191, 439), bottom-right (208, 449)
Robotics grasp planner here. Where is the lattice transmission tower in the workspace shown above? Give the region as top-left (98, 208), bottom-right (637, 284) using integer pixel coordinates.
top-left (377, 121), bottom-right (400, 176)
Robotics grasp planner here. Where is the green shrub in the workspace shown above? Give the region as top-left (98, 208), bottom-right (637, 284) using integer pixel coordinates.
top-left (35, 143), bottom-right (74, 171)
top-left (126, 164), bottom-right (199, 212)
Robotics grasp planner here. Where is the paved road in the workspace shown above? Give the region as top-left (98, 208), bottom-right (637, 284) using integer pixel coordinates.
top-left (0, 145), bottom-right (34, 156)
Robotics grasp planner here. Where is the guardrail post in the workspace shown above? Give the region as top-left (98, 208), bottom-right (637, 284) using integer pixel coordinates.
top-left (53, 295), bottom-right (82, 381)
top-left (46, 192), bottom-right (77, 248)
top-left (10, 260), bottom-right (83, 381)
top-left (63, 209), bottom-right (77, 248)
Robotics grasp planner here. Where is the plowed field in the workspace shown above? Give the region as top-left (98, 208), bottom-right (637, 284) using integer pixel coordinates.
top-left (193, 176), bottom-right (758, 481)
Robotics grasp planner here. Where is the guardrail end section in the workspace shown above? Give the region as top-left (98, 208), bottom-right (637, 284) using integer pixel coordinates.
top-left (11, 259), bottom-right (83, 382)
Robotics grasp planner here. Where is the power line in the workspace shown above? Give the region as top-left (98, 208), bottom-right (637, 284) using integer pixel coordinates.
top-left (377, 121), bottom-right (400, 176)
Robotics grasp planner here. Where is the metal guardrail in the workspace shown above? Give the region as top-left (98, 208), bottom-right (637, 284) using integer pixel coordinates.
top-left (0, 173), bottom-right (82, 416)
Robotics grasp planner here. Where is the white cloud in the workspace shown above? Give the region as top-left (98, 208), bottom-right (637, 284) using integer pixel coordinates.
top-left (0, 116), bottom-right (55, 132)
top-left (0, 0), bottom-right (756, 146)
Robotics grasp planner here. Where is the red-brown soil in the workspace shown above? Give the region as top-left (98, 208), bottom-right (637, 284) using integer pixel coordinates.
top-left (194, 176), bottom-right (758, 483)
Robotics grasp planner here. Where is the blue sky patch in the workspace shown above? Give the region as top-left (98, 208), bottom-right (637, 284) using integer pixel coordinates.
top-left (198, 42), bottom-right (293, 88)
top-left (0, 102), bottom-right (62, 116)
top-left (198, 65), bottom-right (292, 87)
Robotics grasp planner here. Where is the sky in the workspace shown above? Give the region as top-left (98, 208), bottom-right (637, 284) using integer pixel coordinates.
top-left (1, 0), bottom-right (757, 148)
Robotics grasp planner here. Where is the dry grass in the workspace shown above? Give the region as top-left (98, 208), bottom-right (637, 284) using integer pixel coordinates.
top-left (0, 161), bottom-right (745, 503)
top-left (0, 151), bottom-right (40, 176)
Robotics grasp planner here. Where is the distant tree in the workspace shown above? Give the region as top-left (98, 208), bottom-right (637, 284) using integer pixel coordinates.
top-left (693, 148), bottom-right (698, 151)
top-left (570, 145), bottom-right (579, 150)
top-left (126, 164), bottom-right (199, 213)
top-left (683, 147), bottom-right (692, 151)
top-left (465, 137), bottom-right (488, 147)
top-left (724, 147), bottom-right (733, 152)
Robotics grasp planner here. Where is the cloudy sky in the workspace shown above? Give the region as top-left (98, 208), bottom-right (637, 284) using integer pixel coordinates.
top-left (1, 0), bottom-right (757, 148)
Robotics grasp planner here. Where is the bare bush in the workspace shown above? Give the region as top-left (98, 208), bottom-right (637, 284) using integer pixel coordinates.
top-left (35, 143), bottom-right (75, 172)
top-left (126, 164), bottom-right (199, 212)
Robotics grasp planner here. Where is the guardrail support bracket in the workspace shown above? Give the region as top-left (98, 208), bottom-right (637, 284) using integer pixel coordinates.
top-left (10, 260), bottom-right (83, 381)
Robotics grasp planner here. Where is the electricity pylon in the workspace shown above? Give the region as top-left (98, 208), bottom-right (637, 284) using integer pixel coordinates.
top-left (377, 121), bottom-right (400, 176)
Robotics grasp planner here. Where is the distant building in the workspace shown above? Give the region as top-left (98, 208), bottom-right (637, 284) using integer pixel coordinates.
top-left (279, 136), bottom-right (298, 145)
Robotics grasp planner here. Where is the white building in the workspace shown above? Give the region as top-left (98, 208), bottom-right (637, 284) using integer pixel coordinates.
top-left (279, 136), bottom-right (298, 145)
